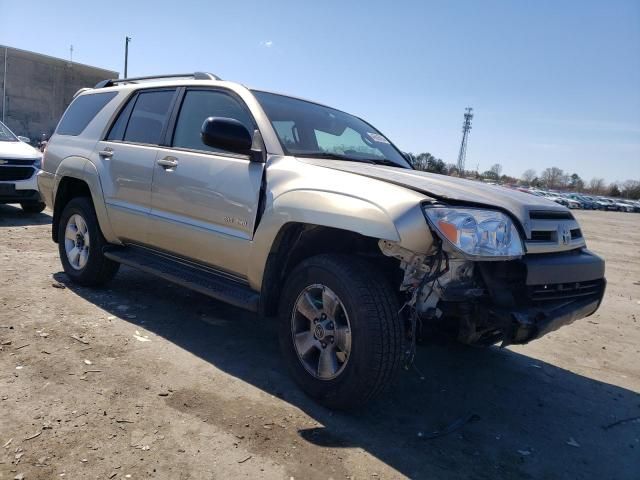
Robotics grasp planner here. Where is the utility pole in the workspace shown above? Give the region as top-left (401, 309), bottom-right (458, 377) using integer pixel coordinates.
top-left (124, 36), bottom-right (131, 78)
top-left (2, 46), bottom-right (7, 123)
top-left (69, 45), bottom-right (74, 64)
top-left (456, 107), bottom-right (474, 174)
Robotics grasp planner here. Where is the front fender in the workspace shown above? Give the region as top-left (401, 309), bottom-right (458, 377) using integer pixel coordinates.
top-left (247, 189), bottom-right (417, 289)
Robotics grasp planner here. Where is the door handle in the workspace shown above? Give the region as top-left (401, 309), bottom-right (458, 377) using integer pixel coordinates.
top-left (98, 147), bottom-right (114, 158)
top-left (157, 156), bottom-right (178, 169)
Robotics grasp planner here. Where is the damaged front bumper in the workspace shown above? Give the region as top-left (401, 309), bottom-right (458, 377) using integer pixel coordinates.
top-left (433, 249), bottom-right (606, 346)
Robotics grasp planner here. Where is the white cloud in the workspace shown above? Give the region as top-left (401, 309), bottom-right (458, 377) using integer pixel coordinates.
top-left (261, 40), bottom-right (273, 48)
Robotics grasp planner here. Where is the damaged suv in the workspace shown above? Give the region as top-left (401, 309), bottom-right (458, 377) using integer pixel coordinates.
top-left (38, 73), bottom-right (605, 409)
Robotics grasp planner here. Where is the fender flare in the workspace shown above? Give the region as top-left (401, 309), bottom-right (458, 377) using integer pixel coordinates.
top-left (53, 156), bottom-right (119, 244)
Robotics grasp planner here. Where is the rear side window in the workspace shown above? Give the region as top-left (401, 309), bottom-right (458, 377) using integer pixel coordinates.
top-left (123, 90), bottom-right (175, 145)
top-left (56, 92), bottom-right (117, 136)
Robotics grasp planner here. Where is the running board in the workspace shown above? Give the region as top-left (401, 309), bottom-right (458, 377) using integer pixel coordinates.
top-left (103, 246), bottom-right (260, 312)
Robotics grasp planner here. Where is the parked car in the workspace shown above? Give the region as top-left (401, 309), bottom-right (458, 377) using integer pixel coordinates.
top-left (566, 193), bottom-right (596, 210)
top-left (577, 195), bottom-right (600, 210)
top-left (0, 120), bottom-right (46, 213)
top-left (612, 199), bottom-right (635, 212)
top-left (616, 199), bottom-right (639, 212)
top-left (560, 194), bottom-right (581, 209)
top-left (38, 72), bottom-right (606, 409)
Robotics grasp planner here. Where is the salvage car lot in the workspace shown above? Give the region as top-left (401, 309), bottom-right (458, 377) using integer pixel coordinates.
top-left (0, 208), bottom-right (638, 479)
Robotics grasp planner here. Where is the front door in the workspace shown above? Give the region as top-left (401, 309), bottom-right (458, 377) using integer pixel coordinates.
top-left (149, 88), bottom-right (265, 279)
top-left (94, 88), bottom-right (177, 244)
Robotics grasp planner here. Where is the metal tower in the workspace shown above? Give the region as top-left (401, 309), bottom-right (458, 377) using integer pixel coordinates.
top-left (456, 107), bottom-right (473, 173)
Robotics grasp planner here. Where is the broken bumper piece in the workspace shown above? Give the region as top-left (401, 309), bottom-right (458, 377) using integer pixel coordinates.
top-left (495, 282), bottom-right (605, 346)
top-left (453, 249), bottom-right (606, 346)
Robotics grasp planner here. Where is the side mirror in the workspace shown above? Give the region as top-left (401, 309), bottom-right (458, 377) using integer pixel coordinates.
top-left (201, 117), bottom-right (253, 156)
top-left (18, 136), bottom-right (31, 143)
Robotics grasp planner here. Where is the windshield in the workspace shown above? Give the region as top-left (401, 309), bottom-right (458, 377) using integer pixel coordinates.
top-left (0, 121), bottom-right (18, 142)
top-left (253, 91), bottom-right (411, 168)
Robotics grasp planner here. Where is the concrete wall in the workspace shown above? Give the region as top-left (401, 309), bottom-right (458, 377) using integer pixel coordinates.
top-left (0, 45), bottom-right (118, 143)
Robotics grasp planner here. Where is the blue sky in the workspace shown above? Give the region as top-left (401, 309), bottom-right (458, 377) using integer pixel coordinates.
top-left (2, 0), bottom-right (639, 182)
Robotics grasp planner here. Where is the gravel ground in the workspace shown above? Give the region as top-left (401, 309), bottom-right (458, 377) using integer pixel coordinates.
top-left (1, 206), bottom-right (638, 480)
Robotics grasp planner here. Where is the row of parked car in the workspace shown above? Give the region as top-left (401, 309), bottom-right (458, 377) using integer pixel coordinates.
top-left (515, 188), bottom-right (640, 212)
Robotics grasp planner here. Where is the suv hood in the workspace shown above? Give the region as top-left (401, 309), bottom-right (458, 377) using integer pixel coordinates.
top-left (0, 140), bottom-right (41, 160)
top-left (299, 158), bottom-right (570, 226)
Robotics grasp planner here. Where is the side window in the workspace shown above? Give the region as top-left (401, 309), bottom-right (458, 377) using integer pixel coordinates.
top-left (56, 92), bottom-right (117, 136)
top-left (106, 95), bottom-right (136, 141)
top-left (172, 90), bottom-right (254, 153)
top-left (123, 90), bottom-right (175, 145)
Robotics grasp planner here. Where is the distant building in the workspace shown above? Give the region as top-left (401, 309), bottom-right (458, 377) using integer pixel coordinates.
top-left (0, 45), bottom-right (118, 142)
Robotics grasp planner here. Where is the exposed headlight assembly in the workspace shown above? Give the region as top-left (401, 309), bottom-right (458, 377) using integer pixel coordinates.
top-left (423, 206), bottom-right (524, 259)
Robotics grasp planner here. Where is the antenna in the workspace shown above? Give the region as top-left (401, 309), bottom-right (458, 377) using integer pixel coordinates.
top-left (456, 107), bottom-right (473, 174)
top-left (69, 45), bottom-right (74, 64)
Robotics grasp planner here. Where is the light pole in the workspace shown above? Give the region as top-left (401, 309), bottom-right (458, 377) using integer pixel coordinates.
top-left (2, 46), bottom-right (7, 123)
top-left (124, 36), bottom-right (131, 78)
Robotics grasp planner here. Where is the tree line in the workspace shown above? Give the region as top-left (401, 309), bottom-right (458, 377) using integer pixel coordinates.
top-left (407, 152), bottom-right (640, 200)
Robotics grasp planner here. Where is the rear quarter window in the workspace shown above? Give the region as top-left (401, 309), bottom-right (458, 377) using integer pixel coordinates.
top-left (56, 92), bottom-right (117, 136)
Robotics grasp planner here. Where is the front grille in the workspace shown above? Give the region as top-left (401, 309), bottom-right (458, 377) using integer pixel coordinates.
top-left (529, 279), bottom-right (604, 302)
top-left (0, 158), bottom-right (36, 166)
top-left (0, 166), bottom-right (34, 181)
top-left (530, 231), bottom-right (554, 242)
top-left (525, 209), bottom-right (584, 253)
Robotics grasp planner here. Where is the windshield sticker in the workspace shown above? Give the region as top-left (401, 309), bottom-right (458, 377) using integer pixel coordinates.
top-left (367, 132), bottom-right (390, 144)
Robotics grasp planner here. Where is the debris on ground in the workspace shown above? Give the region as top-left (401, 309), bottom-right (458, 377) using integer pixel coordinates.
top-left (52, 281), bottom-right (66, 289)
top-left (70, 334), bottom-right (89, 345)
top-left (417, 413), bottom-right (481, 440)
top-left (601, 416), bottom-right (640, 430)
top-left (133, 331), bottom-right (151, 342)
top-left (24, 430), bottom-right (42, 441)
top-left (567, 437), bottom-right (580, 448)
top-left (238, 455), bottom-right (252, 463)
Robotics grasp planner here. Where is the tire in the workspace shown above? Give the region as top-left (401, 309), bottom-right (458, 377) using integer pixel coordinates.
top-left (278, 254), bottom-right (403, 410)
top-left (57, 196), bottom-right (119, 286)
top-left (20, 201), bottom-right (46, 214)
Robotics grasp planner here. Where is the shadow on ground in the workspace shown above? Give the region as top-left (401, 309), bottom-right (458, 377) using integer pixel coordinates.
top-left (0, 204), bottom-right (51, 226)
top-left (54, 267), bottom-right (640, 479)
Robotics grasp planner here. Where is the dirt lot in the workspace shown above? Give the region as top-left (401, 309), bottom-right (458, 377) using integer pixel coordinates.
top-left (0, 207), bottom-right (638, 480)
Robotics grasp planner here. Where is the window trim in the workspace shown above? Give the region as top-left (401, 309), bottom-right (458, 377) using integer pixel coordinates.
top-left (166, 86), bottom-right (260, 158)
top-left (102, 87), bottom-right (179, 147)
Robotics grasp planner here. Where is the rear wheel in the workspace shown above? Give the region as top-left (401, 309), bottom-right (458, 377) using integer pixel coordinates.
top-left (20, 201), bottom-right (46, 214)
top-left (279, 254), bottom-right (403, 410)
top-left (58, 197), bottom-right (119, 286)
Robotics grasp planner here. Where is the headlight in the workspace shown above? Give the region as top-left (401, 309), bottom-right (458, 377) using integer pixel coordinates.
top-left (33, 155), bottom-right (42, 169)
top-left (423, 206), bottom-right (524, 259)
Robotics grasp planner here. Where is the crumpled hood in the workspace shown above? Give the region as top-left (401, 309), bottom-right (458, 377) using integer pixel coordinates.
top-left (0, 140), bottom-right (41, 160)
top-left (299, 158), bottom-right (570, 226)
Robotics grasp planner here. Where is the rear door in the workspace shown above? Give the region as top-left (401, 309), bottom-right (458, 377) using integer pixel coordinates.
top-left (148, 88), bottom-right (264, 278)
top-left (93, 88), bottom-right (178, 244)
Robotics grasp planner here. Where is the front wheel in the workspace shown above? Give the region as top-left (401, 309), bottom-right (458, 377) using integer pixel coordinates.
top-left (58, 197), bottom-right (119, 286)
top-left (279, 254), bottom-right (403, 410)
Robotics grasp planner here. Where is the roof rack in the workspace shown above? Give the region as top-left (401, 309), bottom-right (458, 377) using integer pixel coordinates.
top-left (94, 72), bottom-right (221, 89)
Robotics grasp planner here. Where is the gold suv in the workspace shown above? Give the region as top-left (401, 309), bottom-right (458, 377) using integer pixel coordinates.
top-left (38, 73), bottom-right (605, 409)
